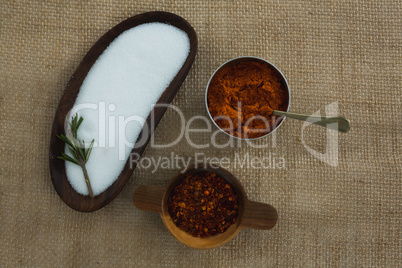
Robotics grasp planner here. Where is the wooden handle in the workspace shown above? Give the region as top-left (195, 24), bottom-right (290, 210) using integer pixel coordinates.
top-left (133, 185), bottom-right (166, 213)
top-left (241, 200), bottom-right (278, 230)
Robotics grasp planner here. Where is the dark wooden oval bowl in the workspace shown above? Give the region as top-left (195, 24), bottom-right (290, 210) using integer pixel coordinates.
top-left (49, 11), bottom-right (198, 212)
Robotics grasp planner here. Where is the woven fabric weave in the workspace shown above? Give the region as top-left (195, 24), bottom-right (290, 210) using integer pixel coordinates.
top-left (0, 1), bottom-right (400, 267)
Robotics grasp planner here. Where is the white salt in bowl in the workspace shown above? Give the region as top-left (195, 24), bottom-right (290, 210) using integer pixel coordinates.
top-left (205, 56), bottom-right (291, 140)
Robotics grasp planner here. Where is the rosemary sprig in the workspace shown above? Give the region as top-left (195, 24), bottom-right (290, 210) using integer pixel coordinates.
top-left (57, 114), bottom-right (95, 198)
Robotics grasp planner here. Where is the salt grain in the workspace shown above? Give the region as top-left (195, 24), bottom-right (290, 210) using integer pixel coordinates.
top-left (65, 23), bottom-right (190, 196)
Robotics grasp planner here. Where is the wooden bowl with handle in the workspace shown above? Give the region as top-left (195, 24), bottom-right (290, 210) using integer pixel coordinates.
top-left (133, 166), bottom-right (278, 249)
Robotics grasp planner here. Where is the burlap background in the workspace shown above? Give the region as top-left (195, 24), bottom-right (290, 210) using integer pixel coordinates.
top-left (0, 0), bottom-right (400, 267)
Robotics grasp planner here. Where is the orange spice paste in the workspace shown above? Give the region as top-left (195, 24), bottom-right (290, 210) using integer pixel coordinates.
top-left (207, 60), bottom-right (289, 139)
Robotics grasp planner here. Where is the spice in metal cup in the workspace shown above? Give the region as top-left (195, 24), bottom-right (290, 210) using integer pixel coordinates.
top-left (206, 56), bottom-right (290, 139)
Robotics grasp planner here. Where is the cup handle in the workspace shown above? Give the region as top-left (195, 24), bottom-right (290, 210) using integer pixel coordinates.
top-left (133, 185), bottom-right (165, 213)
top-left (241, 200), bottom-right (278, 230)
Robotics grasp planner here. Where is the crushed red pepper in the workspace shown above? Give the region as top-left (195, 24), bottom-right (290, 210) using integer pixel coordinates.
top-left (167, 171), bottom-right (239, 238)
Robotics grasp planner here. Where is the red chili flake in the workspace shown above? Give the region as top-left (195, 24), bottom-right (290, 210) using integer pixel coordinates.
top-left (167, 171), bottom-right (239, 238)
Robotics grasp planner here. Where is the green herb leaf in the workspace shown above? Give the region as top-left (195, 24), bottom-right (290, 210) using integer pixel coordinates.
top-left (85, 139), bottom-right (95, 163)
top-left (73, 114), bottom-right (78, 127)
top-left (56, 114), bottom-right (95, 198)
top-left (57, 156), bottom-right (78, 165)
top-left (67, 145), bottom-right (78, 160)
top-left (57, 134), bottom-right (73, 148)
top-left (76, 116), bottom-right (84, 130)
top-left (60, 153), bottom-right (79, 165)
top-left (78, 145), bottom-right (86, 161)
top-left (67, 133), bottom-right (79, 149)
